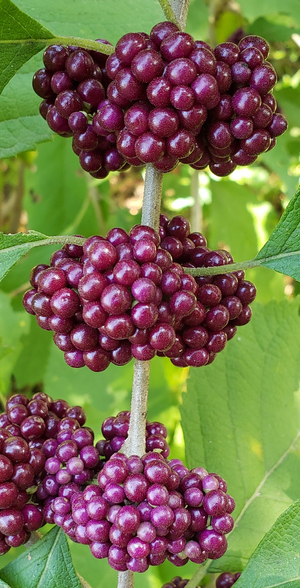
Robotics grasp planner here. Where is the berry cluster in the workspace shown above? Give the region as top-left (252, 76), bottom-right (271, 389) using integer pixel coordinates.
top-left (216, 572), bottom-right (241, 587)
top-left (33, 22), bottom-right (287, 178)
top-left (53, 451), bottom-right (235, 572)
top-left (22, 216), bottom-right (256, 371)
top-left (96, 411), bottom-right (170, 459)
top-left (162, 572), bottom-right (241, 588)
top-left (0, 391), bottom-right (100, 552)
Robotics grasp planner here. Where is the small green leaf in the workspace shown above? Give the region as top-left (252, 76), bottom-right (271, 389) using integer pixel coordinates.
top-left (236, 500), bottom-right (300, 587)
top-left (0, 0), bottom-right (53, 93)
top-left (255, 185), bottom-right (300, 280)
top-left (0, 527), bottom-right (81, 588)
top-left (0, 231), bottom-right (47, 281)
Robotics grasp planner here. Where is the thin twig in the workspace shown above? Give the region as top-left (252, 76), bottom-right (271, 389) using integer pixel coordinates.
top-left (117, 167), bottom-right (162, 588)
top-left (185, 560), bottom-right (211, 588)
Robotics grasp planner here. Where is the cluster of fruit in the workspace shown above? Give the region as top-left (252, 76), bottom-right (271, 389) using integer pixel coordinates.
top-left (22, 215), bottom-right (256, 371)
top-left (0, 393), bottom-right (171, 554)
top-left (0, 391), bottom-right (96, 553)
top-left (162, 572), bottom-right (241, 588)
top-left (53, 452), bottom-right (235, 572)
top-left (0, 392), bottom-right (234, 574)
top-left (32, 22), bottom-right (287, 178)
top-left (97, 411), bottom-right (170, 460)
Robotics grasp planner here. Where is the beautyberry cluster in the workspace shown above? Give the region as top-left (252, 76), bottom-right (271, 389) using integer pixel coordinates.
top-left (53, 451), bottom-right (235, 572)
top-left (96, 411), bottom-right (170, 459)
top-left (162, 572), bottom-right (241, 588)
top-left (0, 391), bottom-right (101, 553)
top-left (22, 216), bottom-right (256, 371)
top-left (33, 22), bottom-right (287, 178)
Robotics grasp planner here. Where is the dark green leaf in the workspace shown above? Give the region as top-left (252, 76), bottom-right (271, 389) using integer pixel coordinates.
top-left (256, 186), bottom-right (300, 280)
top-left (0, 231), bottom-right (47, 281)
top-left (181, 299), bottom-right (300, 571)
top-left (0, 528), bottom-right (81, 588)
top-left (236, 500), bottom-right (300, 587)
top-left (0, 0), bottom-right (53, 93)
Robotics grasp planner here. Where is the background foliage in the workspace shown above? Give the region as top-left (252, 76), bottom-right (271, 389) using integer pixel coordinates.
top-left (0, 0), bottom-right (299, 586)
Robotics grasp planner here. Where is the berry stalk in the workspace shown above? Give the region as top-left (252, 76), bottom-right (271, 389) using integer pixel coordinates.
top-left (48, 36), bottom-right (115, 54)
top-left (185, 560), bottom-right (211, 588)
top-left (116, 165), bottom-right (162, 588)
top-left (158, 0), bottom-right (181, 27)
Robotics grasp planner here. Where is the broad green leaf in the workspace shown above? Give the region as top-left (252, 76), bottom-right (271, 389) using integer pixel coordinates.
top-left (0, 527), bottom-right (81, 588)
top-left (0, 0), bottom-right (53, 93)
top-left (0, 291), bottom-right (29, 393)
top-left (208, 179), bottom-right (285, 302)
top-left (0, 63), bottom-right (52, 159)
top-left (236, 500), bottom-right (300, 587)
top-left (235, 0), bottom-right (300, 21)
top-left (256, 185), bottom-right (300, 280)
top-left (0, 0), bottom-right (164, 157)
top-left (0, 231), bottom-right (47, 281)
top-left (247, 16), bottom-right (299, 42)
top-left (181, 299), bottom-right (300, 571)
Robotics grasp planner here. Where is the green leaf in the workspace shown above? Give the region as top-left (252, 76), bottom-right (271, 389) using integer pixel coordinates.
top-left (236, 500), bottom-right (300, 587)
top-left (247, 15), bottom-right (299, 42)
top-left (181, 299), bottom-right (300, 571)
top-left (256, 186), bottom-right (300, 280)
top-left (0, 581), bottom-right (10, 588)
top-left (0, 0), bottom-right (164, 157)
top-left (0, 527), bottom-right (81, 588)
top-left (0, 231), bottom-right (47, 281)
top-left (0, 0), bottom-right (53, 93)
top-left (236, 0), bottom-right (300, 22)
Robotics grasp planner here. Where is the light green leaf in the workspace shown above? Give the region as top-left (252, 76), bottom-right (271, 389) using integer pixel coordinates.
top-left (0, 231), bottom-right (47, 281)
top-left (236, 500), bottom-right (300, 587)
top-left (0, 528), bottom-right (81, 588)
top-left (0, 581), bottom-right (10, 588)
top-left (0, 0), bottom-right (53, 93)
top-left (256, 185), bottom-right (300, 279)
top-left (235, 0), bottom-right (300, 22)
top-left (181, 299), bottom-right (300, 571)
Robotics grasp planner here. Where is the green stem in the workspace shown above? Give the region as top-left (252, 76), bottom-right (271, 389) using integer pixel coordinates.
top-left (184, 247), bottom-right (300, 277)
top-left (184, 258), bottom-right (261, 276)
top-left (185, 560), bottom-right (211, 588)
top-left (158, 0), bottom-right (181, 26)
top-left (0, 36), bottom-right (114, 54)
